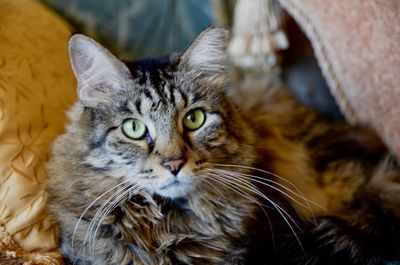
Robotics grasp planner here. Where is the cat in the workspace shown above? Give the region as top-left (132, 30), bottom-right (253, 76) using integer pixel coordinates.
top-left (46, 28), bottom-right (400, 265)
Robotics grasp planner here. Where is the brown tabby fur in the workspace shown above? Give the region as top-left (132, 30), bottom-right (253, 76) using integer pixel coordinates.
top-left (46, 28), bottom-right (400, 265)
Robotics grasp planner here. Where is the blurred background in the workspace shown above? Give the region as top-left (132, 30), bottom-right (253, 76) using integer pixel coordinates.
top-left (41, 0), bottom-right (219, 58)
top-left (40, 0), bottom-right (342, 120)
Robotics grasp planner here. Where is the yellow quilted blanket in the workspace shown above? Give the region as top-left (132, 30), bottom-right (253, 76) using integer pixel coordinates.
top-left (0, 0), bottom-right (76, 263)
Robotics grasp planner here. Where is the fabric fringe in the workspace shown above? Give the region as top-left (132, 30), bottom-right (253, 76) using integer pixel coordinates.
top-left (0, 225), bottom-right (61, 265)
top-left (228, 0), bottom-right (289, 70)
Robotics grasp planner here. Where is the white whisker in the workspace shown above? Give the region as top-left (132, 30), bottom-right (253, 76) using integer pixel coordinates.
top-left (72, 179), bottom-right (132, 250)
top-left (204, 173), bottom-right (272, 210)
top-left (214, 169), bottom-right (314, 211)
top-left (73, 181), bottom-right (134, 264)
top-left (77, 182), bottom-right (134, 262)
top-left (203, 174), bottom-right (276, 249)
top-left (214, 163), bottom-right (324, 223)
top-left (89, 185), bottom-right (139, 258)
top-left (206, 171), bottom-right (305, 253)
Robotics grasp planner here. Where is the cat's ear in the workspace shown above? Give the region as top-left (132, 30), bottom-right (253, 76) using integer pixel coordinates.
top-left (181, 28), bottom-right (228, 84)
top-left (68, 34), bottom-right (131, 107)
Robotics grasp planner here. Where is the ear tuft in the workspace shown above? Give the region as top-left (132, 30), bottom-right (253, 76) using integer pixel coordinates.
top-left (68, 34), bottom-right (131, 107)
top-left (181, 28), bottom-right (228, 76)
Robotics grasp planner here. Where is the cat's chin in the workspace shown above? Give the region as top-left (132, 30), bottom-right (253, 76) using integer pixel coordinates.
top-left (155, 180), bottom-right (195, 199)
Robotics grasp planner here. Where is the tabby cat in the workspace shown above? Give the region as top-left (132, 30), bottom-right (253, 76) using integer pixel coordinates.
top-left (47, 28), bottom-right (400, 265)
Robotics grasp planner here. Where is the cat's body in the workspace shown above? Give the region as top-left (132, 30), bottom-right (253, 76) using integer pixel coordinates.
top-left (47, 28), bottom-right (400, 265)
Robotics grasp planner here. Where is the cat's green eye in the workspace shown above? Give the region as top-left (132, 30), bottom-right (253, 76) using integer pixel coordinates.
top-left (183, 109), bottom-right (206, 131)
top-left (122, 119), bottom-right (147, 139)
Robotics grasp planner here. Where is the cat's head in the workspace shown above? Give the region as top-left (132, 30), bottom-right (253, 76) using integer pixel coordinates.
top-left (67, 28), bottom-right (255, 199)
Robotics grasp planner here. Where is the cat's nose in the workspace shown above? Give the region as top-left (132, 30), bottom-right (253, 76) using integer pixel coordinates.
top-left (161, 157), bottom-right (186, 176)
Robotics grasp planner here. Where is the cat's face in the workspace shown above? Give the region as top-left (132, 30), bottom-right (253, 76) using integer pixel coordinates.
top-left (68, 29), bottom-right (255, 199)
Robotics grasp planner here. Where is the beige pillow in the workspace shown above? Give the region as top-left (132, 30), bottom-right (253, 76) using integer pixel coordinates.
top-left (0, 0), bottom-right (76, 263)
top-left (278, 0), bottom-right (400, 157)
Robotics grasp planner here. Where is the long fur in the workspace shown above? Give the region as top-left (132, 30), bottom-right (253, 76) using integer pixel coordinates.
top-left (47, 28), bottom-right (400, 265)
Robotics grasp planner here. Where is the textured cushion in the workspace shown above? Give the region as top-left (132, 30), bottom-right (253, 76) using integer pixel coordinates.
top-left (278, 0), bottom-right (400, 158)
top-left (0, 0), bottom-right (76, 263)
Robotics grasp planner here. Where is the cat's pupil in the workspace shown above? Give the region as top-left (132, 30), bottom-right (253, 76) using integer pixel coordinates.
top-left (132, 121), bottom-right (137, 131)
top-left (188, 113), bottom-right (195, 122)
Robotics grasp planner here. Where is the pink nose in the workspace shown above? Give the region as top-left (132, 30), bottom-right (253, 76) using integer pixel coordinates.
top-left (161, 158), bottom-right (186, 176)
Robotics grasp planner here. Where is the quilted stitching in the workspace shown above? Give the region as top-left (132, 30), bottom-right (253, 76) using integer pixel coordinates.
top-left (0, 0), bottom-right (76, 261)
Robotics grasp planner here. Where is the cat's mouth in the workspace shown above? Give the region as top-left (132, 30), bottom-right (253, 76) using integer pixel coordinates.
top-left (160, 178), bottom-right (194, 190)
top-left (160, 179), bottom-right (183, 190)
top-left (156, 177), bottom-right (195, 198)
